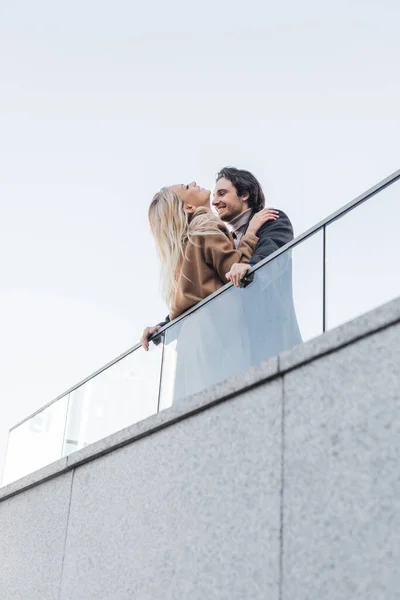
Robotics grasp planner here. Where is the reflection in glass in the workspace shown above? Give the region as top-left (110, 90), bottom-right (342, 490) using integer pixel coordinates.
top-left (62, 344), bottom-right (163, 455)
top-left (291, 230), bottom-right (324, 340)
top-left (2, 395), bottom-right (68, 486)
top-left (159, 234), bottom-right (323, 408)
top-left (326, 180), bottom-right (400, 330)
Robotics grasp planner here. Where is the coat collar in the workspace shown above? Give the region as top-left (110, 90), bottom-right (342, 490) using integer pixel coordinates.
top-left (228, 208), bottom-right (253, 232)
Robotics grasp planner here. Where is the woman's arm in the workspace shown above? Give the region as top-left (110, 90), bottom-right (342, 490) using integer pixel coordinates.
top-left (226, 208), bottom-right (282, 286)
top-left (202, 226), bottom-right (259, 284)
top-left (203, 209), bottom-right (279, 284)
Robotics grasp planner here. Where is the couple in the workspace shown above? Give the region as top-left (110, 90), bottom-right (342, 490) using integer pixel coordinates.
top-left (142, 167), bottom-right (301, 401)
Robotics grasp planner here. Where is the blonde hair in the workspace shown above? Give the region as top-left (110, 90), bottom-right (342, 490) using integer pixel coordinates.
top-left (149, 187), bottom-right (225, 306)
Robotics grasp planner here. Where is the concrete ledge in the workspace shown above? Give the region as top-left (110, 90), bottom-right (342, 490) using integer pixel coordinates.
top-left (1, 296), bottom-right (400, 502)
top-left (279, 296), bottom-right (400, 373)
top-left (66, 354), bottom-right (279, 469)
top-left (0, 457), bottom-right (68, 502)
top-left (0, 355), bottom-right (279, 501)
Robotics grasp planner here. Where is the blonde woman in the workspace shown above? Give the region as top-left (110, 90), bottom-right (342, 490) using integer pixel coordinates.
top-left (146, 181), bottom-right (277, 402)
top-left (148, 181), bottom-right (277, 321)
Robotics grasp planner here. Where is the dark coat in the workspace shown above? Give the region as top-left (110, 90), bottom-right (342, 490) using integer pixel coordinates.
top-left (245, 208), bottom-right (294, 266)
top-left (241, 208), bottom-right (302, 362)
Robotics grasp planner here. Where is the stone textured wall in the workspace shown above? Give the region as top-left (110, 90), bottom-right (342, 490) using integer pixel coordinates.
top-left (1, 298), bottom-right (399, 600)
top-left (283, 323), bottom-right (400, 600)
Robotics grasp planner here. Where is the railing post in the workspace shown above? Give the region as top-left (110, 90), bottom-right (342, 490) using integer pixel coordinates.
top-left (156, 333), bottom-right (166, 413)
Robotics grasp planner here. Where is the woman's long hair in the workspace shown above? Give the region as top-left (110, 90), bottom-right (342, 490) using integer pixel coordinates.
top-left (149, 187), bottom-right (224, 306)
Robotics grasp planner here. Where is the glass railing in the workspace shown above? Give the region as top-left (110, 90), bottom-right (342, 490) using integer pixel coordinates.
top-left (2, 169), bottom-right (399, 486)
top-left (159, 229), bottom-right (323, 409)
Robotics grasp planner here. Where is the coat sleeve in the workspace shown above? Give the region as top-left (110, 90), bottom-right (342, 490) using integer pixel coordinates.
top-left (157, 315), bottom-right (170, 328)
top-left (203, 226), bottom-right (259, 283)
top-left (146, 315), bottom-right (170, 346)
top-left (249, 210), bottom-right (294, 266)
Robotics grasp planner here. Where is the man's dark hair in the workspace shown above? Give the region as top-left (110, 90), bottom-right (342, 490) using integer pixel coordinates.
top-left (216, 167), bottom-right (266, 213)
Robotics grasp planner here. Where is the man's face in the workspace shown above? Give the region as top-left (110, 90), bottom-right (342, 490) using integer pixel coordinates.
top-left (212, 177), bottom-right (249, 222)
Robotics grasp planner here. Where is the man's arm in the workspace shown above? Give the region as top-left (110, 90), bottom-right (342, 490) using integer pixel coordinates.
top-left (249, 209), bottom-right (294, 266)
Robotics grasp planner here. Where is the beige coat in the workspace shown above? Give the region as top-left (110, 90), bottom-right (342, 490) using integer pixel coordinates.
top-left (170, 223), bottom-right (258, 320)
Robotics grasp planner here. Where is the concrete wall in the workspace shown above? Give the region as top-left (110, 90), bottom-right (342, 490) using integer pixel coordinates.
top-left (1, 297), bottom-right (400, 600)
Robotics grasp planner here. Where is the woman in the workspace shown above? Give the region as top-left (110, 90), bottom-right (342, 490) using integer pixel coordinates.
top-left (148, 181), bottom-right (277, 403)
top-left (148, 182), bottom-right (276, 320)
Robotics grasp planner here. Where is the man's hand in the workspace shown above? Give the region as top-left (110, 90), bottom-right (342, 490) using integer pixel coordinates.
top-left (226, 263), bottom-right (251, 287)
top-left (140, 325), bottom-right (161, 352)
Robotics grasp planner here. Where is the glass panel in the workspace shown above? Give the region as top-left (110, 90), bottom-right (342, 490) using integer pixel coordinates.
top-left (291, 230), bottom-right (324, 341)
top-left (63, 343), bottom-right (163, 455)
top-left (2, 395), bottom-right (68, 486)
top-left (326, 180), bottom-right (400, 330)
top-left (159, 232), bottom-right (323, 409)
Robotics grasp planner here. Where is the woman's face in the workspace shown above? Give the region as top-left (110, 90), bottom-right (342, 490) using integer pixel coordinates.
top-left (171, 182), bottom-right (211, 212)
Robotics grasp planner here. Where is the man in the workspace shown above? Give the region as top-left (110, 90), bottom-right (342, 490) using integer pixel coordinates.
top-left (141, 167), bottom-right (301, 354)
top-left (213, 166), bottom-right (302, 362)
top-left (213, 166), bottom-right (294, 281)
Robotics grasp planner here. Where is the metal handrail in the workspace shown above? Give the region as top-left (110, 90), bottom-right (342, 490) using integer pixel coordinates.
top-left (9, 167), bottom-right (400, 432)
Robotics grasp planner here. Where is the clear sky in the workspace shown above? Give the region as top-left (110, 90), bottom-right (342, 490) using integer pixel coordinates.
top-left (1, 0), bottom-right (399, 478)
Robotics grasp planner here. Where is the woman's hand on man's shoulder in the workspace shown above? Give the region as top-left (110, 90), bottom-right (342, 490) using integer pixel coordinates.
top-left (247, 208), bottom-right (279, 235)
